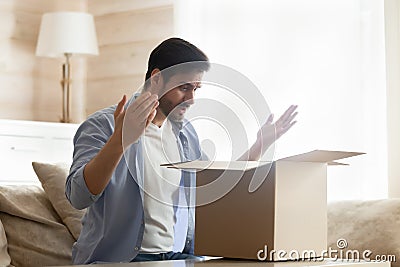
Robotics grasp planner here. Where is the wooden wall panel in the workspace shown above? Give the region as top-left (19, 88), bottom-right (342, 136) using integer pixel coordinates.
top-left (1, 0), bottom-right (173, 122)
top-left (15, 11), bottom-right (41, 38)
top-left (0, 0), bottom-right (87, 123)
top-left (0, 11), bottom-right (42, 41)
top-left (88, 39), bottom-right (161, 80)
top-left (88, 0), bottom-right (172, 16)
top-left (95, 7), bottom-right (174, 46)
top-left (86, 74), bottom-right (144, 115)
top-left (0, 0), bottom-right (86, 14)
top-left (0, 40), bottom-right (34, 74)
top-left (86, 1), bottom-right (174, 116)
top-left (0, 67), bottom-right (86, 122)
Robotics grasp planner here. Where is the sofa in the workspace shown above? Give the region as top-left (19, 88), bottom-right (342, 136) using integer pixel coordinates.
top-left (0, 162), bottom-right (398, 267)
top-left (0, 162), bottom-right (84, 266)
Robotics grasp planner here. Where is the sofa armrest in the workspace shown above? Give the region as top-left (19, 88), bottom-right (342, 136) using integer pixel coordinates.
top-left (328, 199), bottom-right (400, 266)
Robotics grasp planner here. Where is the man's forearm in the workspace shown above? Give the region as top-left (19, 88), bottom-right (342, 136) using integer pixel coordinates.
top-left (237, 139), bottom-right (271, 161)
top-left (238, 141), bottom-right (262, 161)
top-left (83, 133), bottom-right (124, 195)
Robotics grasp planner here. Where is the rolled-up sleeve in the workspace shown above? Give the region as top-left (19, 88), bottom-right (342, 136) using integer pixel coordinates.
top-left (65, 113), bottom-right (114, 210)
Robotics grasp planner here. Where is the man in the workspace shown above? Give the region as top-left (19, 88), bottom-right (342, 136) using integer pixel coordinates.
top-left (66, 38), bottom-right (297, 264)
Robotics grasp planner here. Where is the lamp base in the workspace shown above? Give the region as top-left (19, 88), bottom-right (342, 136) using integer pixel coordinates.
top-left (60, 118), bottom-right (71, 123)
top-left (60, 53), bottom-right (71, 123)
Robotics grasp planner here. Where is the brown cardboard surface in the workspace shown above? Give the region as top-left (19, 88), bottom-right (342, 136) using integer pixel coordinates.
top-left (194, 163), bottom-right (276, 259)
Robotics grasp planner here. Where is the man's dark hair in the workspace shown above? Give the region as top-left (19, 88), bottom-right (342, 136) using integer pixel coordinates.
top-left (145, 38), bottom-right (210, 84)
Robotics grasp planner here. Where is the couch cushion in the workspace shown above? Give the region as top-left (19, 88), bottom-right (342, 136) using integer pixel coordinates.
top-left (328, 199), bottom-right (400, 267)
top-left (0, 219), bottom-right (11, 267)
top-left (32, 162), bottom-right (85, 240)
top-left (0, 185), bottom-right (74, 266)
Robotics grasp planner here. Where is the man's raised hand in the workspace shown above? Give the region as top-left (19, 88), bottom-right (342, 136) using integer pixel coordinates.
top-left (258, 105), bottom-right (298, 143)
top-left (113, 92), bottom-right (159, 149)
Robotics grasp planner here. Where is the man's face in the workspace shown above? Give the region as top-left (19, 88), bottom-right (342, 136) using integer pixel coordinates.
top-left (158, 71), bottom-right (204, 121)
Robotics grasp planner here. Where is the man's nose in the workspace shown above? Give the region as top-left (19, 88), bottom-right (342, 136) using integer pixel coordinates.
top-left (185, 90), bottom-right (195, 105)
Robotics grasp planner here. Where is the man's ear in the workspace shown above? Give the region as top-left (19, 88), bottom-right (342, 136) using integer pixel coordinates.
top-left (150, 69), bottom-right (163, 87)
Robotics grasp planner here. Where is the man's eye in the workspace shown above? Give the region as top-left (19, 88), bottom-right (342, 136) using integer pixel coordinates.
top-left (180, 86), bottom-right (189, 91)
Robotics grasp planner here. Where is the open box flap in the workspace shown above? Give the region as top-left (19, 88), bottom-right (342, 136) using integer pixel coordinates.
top-left (278, 150), bottom-right (364, 163)
top-left (161, 150), bottom-right (363, 170)
top-left (160, 160), bottom-right (271, 171)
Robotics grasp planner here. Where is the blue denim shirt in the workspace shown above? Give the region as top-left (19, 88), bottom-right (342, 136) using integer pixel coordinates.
top-left (65, 95), bottom-right (202, 264)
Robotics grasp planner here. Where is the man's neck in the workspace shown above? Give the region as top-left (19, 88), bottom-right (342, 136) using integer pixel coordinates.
top-left (152, 107), bottom-right (166, 128)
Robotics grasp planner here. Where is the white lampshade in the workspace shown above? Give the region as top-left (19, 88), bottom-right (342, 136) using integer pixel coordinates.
top-left (36, 12), bottom-right (99, 58)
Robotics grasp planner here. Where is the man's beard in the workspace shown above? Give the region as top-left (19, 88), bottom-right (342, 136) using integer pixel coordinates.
top-left (160, 102), bottom-right (191, 122)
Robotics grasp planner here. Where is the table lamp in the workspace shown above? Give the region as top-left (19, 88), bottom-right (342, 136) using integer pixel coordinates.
top-left (36, 12), bottom-right (99, 123)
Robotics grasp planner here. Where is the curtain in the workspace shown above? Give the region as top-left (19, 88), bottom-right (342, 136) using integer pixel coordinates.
top-left (384, 0), bottom-right (400, 198)
top-left (174, 0), bottom-right (387, 201)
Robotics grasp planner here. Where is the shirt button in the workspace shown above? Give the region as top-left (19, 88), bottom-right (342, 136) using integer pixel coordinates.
top-left (187, 241), bottom-right (190, 244)
top-left (134, 247), bottom-right (139, 251)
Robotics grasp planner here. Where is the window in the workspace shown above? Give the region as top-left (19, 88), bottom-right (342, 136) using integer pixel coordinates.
top-left (175, 0), bottom-right (387, 200)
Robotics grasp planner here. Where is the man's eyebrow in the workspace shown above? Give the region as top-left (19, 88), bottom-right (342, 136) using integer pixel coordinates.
top-left (178, 82), bottom-right (202, 88)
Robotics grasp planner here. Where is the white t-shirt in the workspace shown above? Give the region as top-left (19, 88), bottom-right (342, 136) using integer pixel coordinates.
top-left (140, 120), bottom-right (183, 253)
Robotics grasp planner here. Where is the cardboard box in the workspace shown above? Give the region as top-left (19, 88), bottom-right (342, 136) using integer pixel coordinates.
top-left (163, 150), bottom-right (363, 261)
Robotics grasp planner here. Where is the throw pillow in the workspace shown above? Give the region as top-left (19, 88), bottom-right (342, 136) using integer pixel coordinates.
top-left (328, 199), bottom-right (400, 267)
top-left (0, 185), bottom-right (74, 266)
top-left (32, 162), bottom-right (85, 240)
top-left (0, 219), bottom-right (11, 267)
